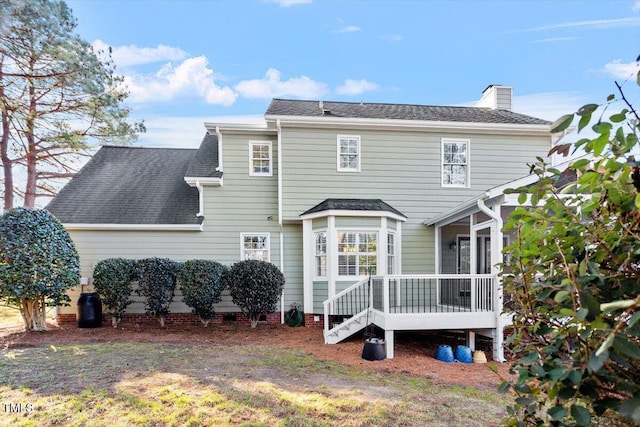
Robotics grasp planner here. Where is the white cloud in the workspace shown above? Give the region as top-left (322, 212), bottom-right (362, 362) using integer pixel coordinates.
top-left (234, 68), bottom-right (329, 99)
top-left (124, 56), bottom-right (237, 106)
top-left (532, 36), bottom-right (577, 43)
top-left (93, 39), bottom-right (188, 68)
top-left (333, 25), bottom-right (361, 33)
top-left (135, 115), bottom-right (266, 148)
top-left (633, 1), bottom-right (640, 12)
top-left (521, 17), bottom-right (640, 32)
top-left (335, 79), bottom-right (379, 95)
top-left (264, 0), bottom-right (312, 7)
top-left (602, 59), bottom-right (639, 80)
top-left (512, 92), bottom-right (587, 122)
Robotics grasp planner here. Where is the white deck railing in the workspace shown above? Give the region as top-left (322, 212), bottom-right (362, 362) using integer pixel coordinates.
top-left (323, 274), bottom-right (499, 337)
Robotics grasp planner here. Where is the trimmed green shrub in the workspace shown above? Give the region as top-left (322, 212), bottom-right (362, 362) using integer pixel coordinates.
top-left (135, 257), bottom-right (180, 327)
top-left (223, 260), bottom-right (285, 328)
top-left (177, 259), bottom-right (227, 327)
top-left (0, 208), bottom-right (79, 331)
top-left (93, 258), bottom-right (137, 328)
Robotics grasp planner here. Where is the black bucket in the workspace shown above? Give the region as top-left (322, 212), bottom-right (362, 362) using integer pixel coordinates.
top-left (362, 338), bottom-right (386, 361)
top-left (77, 292), bottom-right (103, 328)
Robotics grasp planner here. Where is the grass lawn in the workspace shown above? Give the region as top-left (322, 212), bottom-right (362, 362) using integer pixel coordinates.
top-left (0, 340), bottom-right (509, 426)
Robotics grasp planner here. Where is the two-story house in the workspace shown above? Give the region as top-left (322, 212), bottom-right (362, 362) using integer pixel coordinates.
top-left (47, 85), bottom-right (552, 361)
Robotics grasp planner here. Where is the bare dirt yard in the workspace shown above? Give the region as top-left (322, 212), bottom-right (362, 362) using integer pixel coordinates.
top-left (0, 320), bottom-right (511, 390)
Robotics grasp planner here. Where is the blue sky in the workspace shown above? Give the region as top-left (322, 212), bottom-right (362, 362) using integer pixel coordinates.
top-left (66, 0), bottom-right (640, 148)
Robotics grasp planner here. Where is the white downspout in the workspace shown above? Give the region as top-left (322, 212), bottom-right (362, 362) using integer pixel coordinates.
top-left (195, 181), bottom-right (204, 217)
top-left (215, 126), bottom-right (223, 172)
top-left (477, 196), bottom-right (505, 362)
top-left (277, 119), bottom-right (285, 324)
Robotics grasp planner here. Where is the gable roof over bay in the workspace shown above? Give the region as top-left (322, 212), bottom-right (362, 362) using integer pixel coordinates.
top-left (46, 146), bottom-right (202, 225)
top-left (265, 99), bottom-right (550, 126)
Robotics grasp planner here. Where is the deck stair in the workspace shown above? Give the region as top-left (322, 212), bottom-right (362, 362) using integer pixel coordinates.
top-left (323, 277), bottom-right (372, 344)
top-left (324, 309), bottom-right (369, 344)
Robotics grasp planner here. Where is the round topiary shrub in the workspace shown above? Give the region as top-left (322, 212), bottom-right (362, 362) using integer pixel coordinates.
top-left (223, 260), bottom-right (285, 328)
top-left (0, 208), bottom-right (80, 331)
top-left (93, 258), bottom-right (137, 328)
top-left (178, 259), bottom-right (227, 327)
top-left (135, 257), bottom-right (180, 327)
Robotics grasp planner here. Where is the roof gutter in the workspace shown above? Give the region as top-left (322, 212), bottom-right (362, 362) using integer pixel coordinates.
top-left (265, 114), bottom-right (550, 135)
top-left (63, 223), bottom-right (203, 231)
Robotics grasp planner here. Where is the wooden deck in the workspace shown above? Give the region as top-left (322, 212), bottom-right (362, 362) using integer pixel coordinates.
top-left (323, 274), bottom-right (504, 360)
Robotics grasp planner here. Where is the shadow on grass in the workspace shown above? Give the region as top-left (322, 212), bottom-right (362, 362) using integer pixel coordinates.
top-left (0, 342), bottom-right (507, 426)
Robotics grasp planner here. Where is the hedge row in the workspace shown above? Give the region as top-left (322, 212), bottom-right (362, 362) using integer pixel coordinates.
top-left (93, 257), bottom-right (285, 328)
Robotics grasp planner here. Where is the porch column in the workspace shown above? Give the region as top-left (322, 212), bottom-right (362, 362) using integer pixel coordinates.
top-left (327, 216), bottom-right (337, 299)
top-left (491, 203), bottom-right (505, 362)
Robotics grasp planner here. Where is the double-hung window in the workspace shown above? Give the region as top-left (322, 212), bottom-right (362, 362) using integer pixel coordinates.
top-left (387, 233), bottom-right (396, 275)
top-left (337, 135), bottom-right (360, 172)
top-left (249, 141), bottom-right (272, 176)
top-left (241, 233), bottom-right (270, 262)
top-left (442, 138), bottom-right (469, 187)
top-left (338, 231), bottom-right (377, 276)
top-left (314, 232), bottom-right (327, 278)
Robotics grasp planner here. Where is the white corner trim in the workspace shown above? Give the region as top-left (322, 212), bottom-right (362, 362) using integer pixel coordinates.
top-left (63, 223), bottom-right (204, 231)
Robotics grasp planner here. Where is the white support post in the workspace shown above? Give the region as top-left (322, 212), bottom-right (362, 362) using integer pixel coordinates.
top-left (466, 330), bottom-right (476, 351)
top-left (385, 329), bottom-right (395, 359)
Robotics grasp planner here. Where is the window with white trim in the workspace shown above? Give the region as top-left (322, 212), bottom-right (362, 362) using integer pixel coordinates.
top-left (387, 233), bottom-right (395, 275)
top-left (337, 135), bottom-right (360, 172)
top-left (338, 231), bottom-right (377, 276)
top-left (442, 138), bottom-right (469, 187)
top-left (314, 231), bottom-right (327, 278)
top-left (249, 141), bottom-right (272, 176)
top-left (241, 233), bottom-right (270, 262)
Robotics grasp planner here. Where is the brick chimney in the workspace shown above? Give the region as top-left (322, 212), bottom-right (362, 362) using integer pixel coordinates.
top-left (475, 85), bottom-right (512, 111)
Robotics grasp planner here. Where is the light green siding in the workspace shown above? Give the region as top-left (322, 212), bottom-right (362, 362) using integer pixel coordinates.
top-left (282, 224), bottom-right (303, 310)
top-left (313, 281), bottom-right (328, 313)
top-left (280, 126), bottom-right (549, 275)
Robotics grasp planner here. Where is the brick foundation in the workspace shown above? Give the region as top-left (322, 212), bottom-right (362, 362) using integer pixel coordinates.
top-left (304, 313), bottom-right (324, 328)
top-left (56, 311), bottom-right (281, 326)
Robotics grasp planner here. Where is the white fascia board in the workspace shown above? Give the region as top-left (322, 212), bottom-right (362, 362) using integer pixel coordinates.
top-left (265, 115), bottom-right (550, 135)
top-left (204, 121), bottom-right (275, 134)
top-left (300, 209), bottom-right (407, 222)
top-left (184, 176), bottom-right (223, 187)
top-left (63, 223), bottom-right (203, 231)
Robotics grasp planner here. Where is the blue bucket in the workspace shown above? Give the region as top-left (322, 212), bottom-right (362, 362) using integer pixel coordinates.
top-left (455, 345), bottom-right (473, 363)
top-left (436, 345), bottom-right (454, 363)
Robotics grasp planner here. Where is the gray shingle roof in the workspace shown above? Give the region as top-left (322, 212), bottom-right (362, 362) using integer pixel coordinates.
top-left (46, 146), bottom-right (202, 225)
top-left (185, 133), bottom-right (222, 178)
top-left (266, 99), bottom-right (549, 125)
top-left (301, 199), bottom-right (406, 218)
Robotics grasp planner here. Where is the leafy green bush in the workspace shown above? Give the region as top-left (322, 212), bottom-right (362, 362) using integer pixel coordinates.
top-left (135, 257), bottom-right (180, 327)
top-left (223, 260), bottom-right (285, 328)
top-left (93, 258), bottom-right (137, 328)
top-left (177, 259), bottom-right (227, 326)
top-left (0, 208), bottom-right (79, 331)
top-left (500, 70), bottom-right (640, 426)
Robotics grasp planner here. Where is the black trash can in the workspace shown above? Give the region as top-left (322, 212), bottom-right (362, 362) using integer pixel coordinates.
top-left (362, 338), bottom-right (386, 361)
top-left (77, 292), bottom-right (103, 328)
